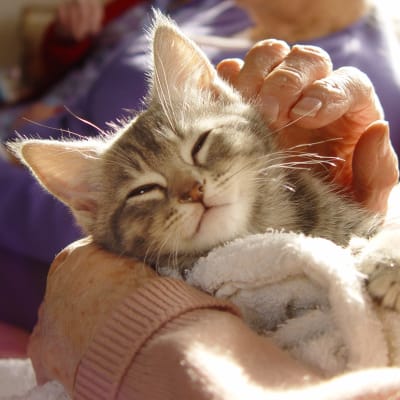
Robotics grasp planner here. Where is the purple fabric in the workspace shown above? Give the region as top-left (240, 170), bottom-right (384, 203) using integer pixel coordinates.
top-left (0, 246), bottom-right (47, 331)
top-left (1, 0), bottom-right (400, 330)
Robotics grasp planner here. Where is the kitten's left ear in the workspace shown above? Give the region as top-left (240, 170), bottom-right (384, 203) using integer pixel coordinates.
top-left (150, 12), bottom-right (230, 100)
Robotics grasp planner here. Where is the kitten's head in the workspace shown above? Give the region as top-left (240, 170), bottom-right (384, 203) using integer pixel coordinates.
top-left (11, 13), bottom-right (281, 270)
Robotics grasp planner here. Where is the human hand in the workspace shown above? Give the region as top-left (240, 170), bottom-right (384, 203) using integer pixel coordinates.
top-left (217, 40), bottom-right (399, 213)
top-left (27, 237), bottom-right (156, 393)
top-left (55, 0), bottom-right (105, 41)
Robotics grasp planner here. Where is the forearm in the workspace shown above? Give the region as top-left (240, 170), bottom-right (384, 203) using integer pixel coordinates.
top-left (77, 306), bottom-right (400, 400)
top-left (122, 310), bottom-right (322, 400)
top-left (72, 277), bottom-right (319, 399)
top-left (72, 276), bottom-right (400, 400)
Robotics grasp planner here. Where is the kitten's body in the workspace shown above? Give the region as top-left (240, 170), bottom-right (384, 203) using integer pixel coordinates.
top-left (11, 13), bottom-right (399, 309)
top-left (94, 90), bottom-right (375, 269)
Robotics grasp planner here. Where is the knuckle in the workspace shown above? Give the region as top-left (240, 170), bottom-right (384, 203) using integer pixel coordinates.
top-left (312, 78), bottom-right (344, 99)
top-left (247, 39), bottom-right (290, 56)
top-left (252, 39), bottom-right (290, 55)
top-left (245, 39), bottom-right (290, 70)
top-left (337, 66), bottom-right (375, 96)
top-left (268, 67), bottom-right (304, 93)
top-left (290, 45), bottom-right (333, 71)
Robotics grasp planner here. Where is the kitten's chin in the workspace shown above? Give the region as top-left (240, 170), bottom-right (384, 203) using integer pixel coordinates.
top-left (187, 202), bottom-right (249, 251)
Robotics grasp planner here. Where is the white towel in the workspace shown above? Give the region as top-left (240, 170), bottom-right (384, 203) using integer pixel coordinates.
top-left (188, 228), bottom-right (400, 377)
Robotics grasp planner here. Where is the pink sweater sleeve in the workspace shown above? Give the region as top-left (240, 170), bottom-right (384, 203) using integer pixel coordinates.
top-left (73, 277), bottom-right (239, 399)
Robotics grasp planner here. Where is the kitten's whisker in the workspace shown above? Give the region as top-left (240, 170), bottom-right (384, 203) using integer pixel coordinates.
top-left (20, 118), bottom-right (87, 140)
top-left (268, 148), bottom-right (344, 163)
top-left (172, 235), bottom-right (180, 271)
top-left (63, 106), bottom-right (107, 137)
top-left (268, 104), bottom-right (325, 135)
top-left (225, 159), bottom-right (259, 180)
top-left (285, 137), bottom-right (343, 152)
top-left (153, 228), bottom-right (177, 272)
top-left (143, 238), bottom-right (156, 268)
top-left (165, 234), bottom-right (179, 271)
top-left (261, 158), bottom-right (339, 172)
top-left (256, 149), bottom-right (343, 172)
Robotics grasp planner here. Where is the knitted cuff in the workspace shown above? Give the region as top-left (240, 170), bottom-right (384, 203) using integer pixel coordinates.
top-left (73, 277), bottom-right (239, 399)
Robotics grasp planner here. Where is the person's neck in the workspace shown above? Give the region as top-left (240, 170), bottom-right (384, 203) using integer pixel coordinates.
top-left (238, 0), bottom-right (371, 43)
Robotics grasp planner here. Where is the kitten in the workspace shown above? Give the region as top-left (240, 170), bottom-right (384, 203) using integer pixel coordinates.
top-left (9, 13), bottom-right (400, 310)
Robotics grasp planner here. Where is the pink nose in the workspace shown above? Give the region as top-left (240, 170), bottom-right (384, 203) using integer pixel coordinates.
top-left (179, 181), bottom-right (204, 203)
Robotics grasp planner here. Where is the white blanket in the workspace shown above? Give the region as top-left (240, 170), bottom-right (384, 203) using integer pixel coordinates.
top-left (188, 230), bottom-right (400, 376)
top-left (0, 359), bottom-right (67, 399)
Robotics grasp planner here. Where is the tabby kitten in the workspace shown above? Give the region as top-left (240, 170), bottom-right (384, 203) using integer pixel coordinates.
top-left (10, 14), bottom-right (399, 308)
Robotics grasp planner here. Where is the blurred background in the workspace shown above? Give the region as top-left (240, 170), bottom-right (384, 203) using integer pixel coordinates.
top-left (0, 1), bottom-right (58, 68)
top-left (1, 0), bottom-right (398, 70)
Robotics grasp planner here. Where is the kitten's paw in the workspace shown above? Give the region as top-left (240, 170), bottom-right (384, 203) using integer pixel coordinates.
top-left (367, 259), bottom-right (400, 311)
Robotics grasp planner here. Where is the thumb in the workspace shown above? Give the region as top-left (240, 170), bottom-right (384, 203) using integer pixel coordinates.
top-left (216, 58), bottom-right (243, 86)
top-left (352, 121), bottom-right (398, 213)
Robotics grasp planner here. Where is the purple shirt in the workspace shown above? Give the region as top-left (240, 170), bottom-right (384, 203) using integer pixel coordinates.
top-left (2, 0), bottom-right (400, 330)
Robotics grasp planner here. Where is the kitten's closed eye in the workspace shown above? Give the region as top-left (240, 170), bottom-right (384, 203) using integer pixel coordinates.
top-left (127, 184), bottom-right (164, 199)
top-left (192, 130), bottom-right (211, 164)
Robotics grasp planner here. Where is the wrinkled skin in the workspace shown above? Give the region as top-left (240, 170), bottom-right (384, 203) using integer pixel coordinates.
top-left (217, 40), bottom-right (398, 213)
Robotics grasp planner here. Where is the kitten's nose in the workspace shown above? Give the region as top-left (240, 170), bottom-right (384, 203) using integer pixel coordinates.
top-left (179, 180), bottom-right (204, 203)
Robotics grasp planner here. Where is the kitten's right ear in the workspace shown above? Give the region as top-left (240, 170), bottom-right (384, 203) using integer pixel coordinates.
top-left (149, 11), bottom-right (233, 102)
top-left (9, 140), bottom-right (101, 231)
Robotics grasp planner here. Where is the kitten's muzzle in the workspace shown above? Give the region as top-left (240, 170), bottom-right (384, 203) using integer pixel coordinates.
top-left (178, 180), bottom-right (205, 204)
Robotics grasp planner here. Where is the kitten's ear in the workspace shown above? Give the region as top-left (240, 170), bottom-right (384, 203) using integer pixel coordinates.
top-left (150, 12), bottom-right (228, 100)
top-left (9, 140), bottom-right (100, 231)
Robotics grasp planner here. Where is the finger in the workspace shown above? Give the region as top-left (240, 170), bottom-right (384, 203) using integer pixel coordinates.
top-left (56, 3), bottom-right (73, 37)
top-left (235, 39), bottom-right (290, 99)
top-left (289, 66), bottom-right (383, 130)
top-left (57, 3), bottom-right (68, 27)
top-left (78, 0), bottom-right (98, 36)
top-left (76, 0), bottom-right (90, 24)
top-left (352, 121), bottom-right (398, 213)
top-left (216, 58), bottom-right (244, 86)
top-left (88, 0), bottom-right (104, 34)
top-left (259, 44), bottom-right (333, 127)
top-left (67, 3), bottom-right (85, 40)
top-left (67, 0), bottom-right (92, 41)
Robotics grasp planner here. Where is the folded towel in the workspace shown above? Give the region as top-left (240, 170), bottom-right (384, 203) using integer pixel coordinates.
top-left (188, 227), bottom-right (400, 377)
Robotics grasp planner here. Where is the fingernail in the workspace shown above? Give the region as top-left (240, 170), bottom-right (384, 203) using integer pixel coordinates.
top-left (292, 97), bottom-right (323, 118)
top-left (261, 95), bottom-right (279, 123)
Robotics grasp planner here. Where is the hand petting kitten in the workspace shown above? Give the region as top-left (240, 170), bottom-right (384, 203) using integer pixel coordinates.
top-left (217, 40), bottom-right (398, 213)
